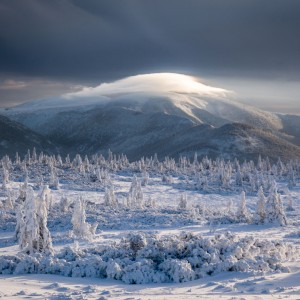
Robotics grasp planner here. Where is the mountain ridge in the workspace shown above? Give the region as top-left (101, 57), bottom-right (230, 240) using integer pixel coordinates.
top-left (1, 73), bottom-right (299, 161)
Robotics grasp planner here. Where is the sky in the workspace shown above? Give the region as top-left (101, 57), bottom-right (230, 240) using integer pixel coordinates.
top-left (0, 0), bottom-right (299, 113)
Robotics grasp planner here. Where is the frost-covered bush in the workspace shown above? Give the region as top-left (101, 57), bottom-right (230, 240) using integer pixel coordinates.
top-left (0, 232), bottom-right (296, 284)
top-left (159, 259), bottom-right (195, 282)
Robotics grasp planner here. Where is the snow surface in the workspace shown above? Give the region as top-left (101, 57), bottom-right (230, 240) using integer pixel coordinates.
top-left (0, 153), bottom-right (299, 299)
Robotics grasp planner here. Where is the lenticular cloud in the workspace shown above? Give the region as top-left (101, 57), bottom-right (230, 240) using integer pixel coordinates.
top-left (63, 73), bottom-right (231, 99)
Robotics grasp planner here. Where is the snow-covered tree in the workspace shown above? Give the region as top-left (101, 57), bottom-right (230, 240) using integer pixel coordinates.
top-left (135, 180), bottom-right (144, 208)
top-left (285, 188), bottom-right (295, 212)
top-left (14, 202), bottom-right (25, 242)
top-left (253, 186), bottom-right (266, 224)
top-left (265, 181), bottom-right (287, 226)
top-left (32, 147), bottom-right (37, 163)
top-left (104, 185), bottom-right (118, 208)
top-left (35, 185), bottom-right (54, 253)
top-left (141, 170), bottom-right (149, 186)
top-left (18, 186), bottom-right (53, 254)
top-left (4, 190), bottom-right (14, 209)
top-left (17, 181), bottom-right (28, 203)
top-left (49, 165), bottom-right (59, 189)
top-left (287, 165), bottom-right (296, 189)
top-left (178, 193), bottom-right (188, 210)
top-left (236, 191), bottom-right (251, 223)
top-left (71, 196), bottom-right (97, 240)
top-left (235, 165), bottom-right (243, 187)
top-left (227, 199), bottom-right (234, 216)
top-left (1, 166), bottom-right (9, 190)
top-left (40, 185), bottom-right (52, 211)
top-left (145, 195), bottom-right (156, 208)
top-left (127, 175), bottom-right (144, 208)
top-left (59, 195), bottom-right (70, 213)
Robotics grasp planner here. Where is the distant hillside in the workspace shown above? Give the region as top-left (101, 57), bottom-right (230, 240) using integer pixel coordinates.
top-left (0, 115), bottom-right (56, 158)
top-left (1, 73), bottom-right (300, 161)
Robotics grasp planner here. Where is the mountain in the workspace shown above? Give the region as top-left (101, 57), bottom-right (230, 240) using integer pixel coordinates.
top-left (0, 115), bottom-right (56, 158)
top-left (1, 73), bottom-right (300, 161)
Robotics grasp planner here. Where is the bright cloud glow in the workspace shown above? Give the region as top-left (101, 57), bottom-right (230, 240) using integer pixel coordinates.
top-left (63, 73), bottom-right (231, 99)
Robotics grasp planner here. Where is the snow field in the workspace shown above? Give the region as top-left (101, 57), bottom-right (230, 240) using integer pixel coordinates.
top-left (0, 152), bottom-right (299, 298)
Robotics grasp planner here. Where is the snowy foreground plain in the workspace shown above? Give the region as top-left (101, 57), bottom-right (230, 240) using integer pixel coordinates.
top-left (0, 152), bottom-right (299, 299)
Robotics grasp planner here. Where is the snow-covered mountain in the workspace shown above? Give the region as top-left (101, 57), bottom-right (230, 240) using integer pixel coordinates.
top-left (1, 73), bottom-right (300, 160)
top-left (0, 115), bottom-right (56, 158)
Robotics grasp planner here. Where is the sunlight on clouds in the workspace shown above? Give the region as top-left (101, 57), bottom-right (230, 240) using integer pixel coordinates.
top-left (63, 73), bottom-right (232, 100)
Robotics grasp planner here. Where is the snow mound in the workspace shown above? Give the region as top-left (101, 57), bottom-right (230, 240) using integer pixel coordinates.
top-left (0, 232), bottom-right (296, 284)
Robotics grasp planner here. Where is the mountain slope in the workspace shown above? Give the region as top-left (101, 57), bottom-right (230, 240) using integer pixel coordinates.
top-left (1, 73), bottom-right (299, 161)
top-left (0, 115), bottom-right (56, 158)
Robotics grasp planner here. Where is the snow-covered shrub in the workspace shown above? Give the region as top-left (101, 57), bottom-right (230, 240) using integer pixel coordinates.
top-left (0, 232), bottom-right (296, 284)
top-left (127, 233), bottom-right (147, 253)
top-left (159, 259), bottom-right (195, 283)
top-left (265, 181), bottom-right (287, 226)
top-left (106, 259), bottom-right (123, 280)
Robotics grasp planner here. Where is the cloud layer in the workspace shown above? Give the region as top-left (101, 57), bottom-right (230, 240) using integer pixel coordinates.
top-left (63, 73), bottom-right (230, 99)
top-left (0, 0), bottom-right (299, 113)
top-left (1, 0), bottom-right (300, 81)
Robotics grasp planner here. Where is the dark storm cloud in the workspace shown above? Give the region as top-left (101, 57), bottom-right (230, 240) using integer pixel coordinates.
top-left (1, 0), bottom-right (300, 82)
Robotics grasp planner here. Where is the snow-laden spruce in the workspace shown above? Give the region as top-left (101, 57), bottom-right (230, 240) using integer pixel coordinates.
top-left (16, 186), bottom-right (53, 255)
top-left (236, 191), bottom-right (251, 223)
top-left (265, 181), bottom-right (288, 226)
top-left (71, 196), bottom-right (98, 240)
top-left (127, 175), bottom-right (144, 208)
top-left (0, 232), bottom-right (296, 284)
top-left (253, 186), bottom-right (266, 224)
